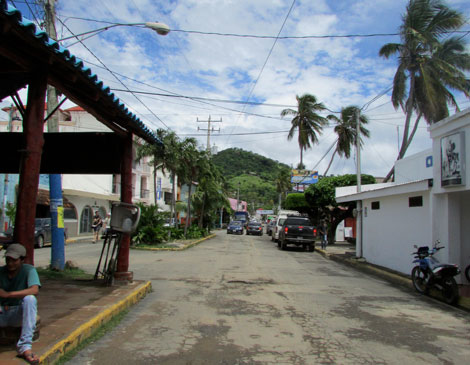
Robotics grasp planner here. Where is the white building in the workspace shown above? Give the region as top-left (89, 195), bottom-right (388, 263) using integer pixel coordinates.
top-left (0, 105), bottom-right (174, 237)
top-left (336, 108), bottom-right (470, 284)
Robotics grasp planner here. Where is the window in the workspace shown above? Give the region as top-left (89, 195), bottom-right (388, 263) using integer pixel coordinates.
top-left (64, 207), bottom-right (77, 219)
top-left (371, 201), bottom-right (380, 210)
top-left (409, 196), bottom-right (423, 207)
top-left (164, 192), bottom-right (172, 205)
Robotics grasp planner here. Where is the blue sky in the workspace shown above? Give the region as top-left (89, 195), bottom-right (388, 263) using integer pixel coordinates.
top-left (3, 0), bottom-right (470, 177)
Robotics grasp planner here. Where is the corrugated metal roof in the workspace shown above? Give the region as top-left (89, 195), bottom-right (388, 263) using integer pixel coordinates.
top-left (0, 1), bottom-right (162, 145)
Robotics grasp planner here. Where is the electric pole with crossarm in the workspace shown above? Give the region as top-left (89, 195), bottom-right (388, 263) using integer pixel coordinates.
top-left (197, 116), bottom-right (221, 153)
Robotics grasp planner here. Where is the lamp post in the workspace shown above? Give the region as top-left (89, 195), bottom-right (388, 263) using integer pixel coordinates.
top-left (43, 0), bottom-right (170, 272)
top-left (57, 22), bottom-right (171, 43)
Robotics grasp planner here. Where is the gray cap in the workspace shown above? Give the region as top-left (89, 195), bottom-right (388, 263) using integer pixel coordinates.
top-left (5, 243), bottom-right (26, 259)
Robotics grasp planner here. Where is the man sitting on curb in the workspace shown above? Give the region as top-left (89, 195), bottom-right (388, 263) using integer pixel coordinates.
top-left (0, 244), bottom-right (41, 364)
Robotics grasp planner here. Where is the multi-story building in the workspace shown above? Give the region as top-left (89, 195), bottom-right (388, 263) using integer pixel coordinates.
top-left (0, 105), bottom-right (174, 237)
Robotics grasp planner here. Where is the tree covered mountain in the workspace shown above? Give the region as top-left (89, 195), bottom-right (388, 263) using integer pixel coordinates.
top-left (212, 148), bottom-right (289, 180)
top-left (212, 148), bottom-right (291, 211)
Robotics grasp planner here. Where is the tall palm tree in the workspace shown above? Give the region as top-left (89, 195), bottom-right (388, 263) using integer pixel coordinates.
top-left (281, 94), bottom-right (329, 168)
top-left (379, 0), bottom-right (470, 181)
top-left (275, 167), bottom-right (292, 210)
top-left (323, 106), bottom-right (370, 176)
top-left (176, 138), bottom-right (205, 236)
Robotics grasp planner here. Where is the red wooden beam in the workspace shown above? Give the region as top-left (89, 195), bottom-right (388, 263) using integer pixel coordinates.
top-left (115, 133), bottom-right (133, 282)
top-left (13, 72), bottom-right (47, 265)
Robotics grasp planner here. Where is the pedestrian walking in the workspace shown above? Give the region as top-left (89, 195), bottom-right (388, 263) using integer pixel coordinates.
top-left (91, 211), bottom-right (102, 243)
top-left (102, 212), bottom-right (111, 238)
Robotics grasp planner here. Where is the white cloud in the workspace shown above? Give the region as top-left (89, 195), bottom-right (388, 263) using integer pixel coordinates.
top-left (2, 0), bottom-right (469, 178)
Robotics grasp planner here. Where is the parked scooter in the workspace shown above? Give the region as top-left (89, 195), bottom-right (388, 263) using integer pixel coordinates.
top-left (411, 241), bottom-right (460, 304)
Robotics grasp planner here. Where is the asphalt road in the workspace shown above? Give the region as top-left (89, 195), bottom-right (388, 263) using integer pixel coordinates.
top-left (35, 231), bottom-right (470, 364)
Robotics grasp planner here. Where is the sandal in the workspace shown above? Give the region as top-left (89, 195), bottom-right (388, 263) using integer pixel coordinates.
top-left (18, 350), bottom-right (40, 364)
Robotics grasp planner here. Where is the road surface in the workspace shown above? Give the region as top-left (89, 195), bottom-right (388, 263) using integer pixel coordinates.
top-left (35, 230), bottom-right (470, 364)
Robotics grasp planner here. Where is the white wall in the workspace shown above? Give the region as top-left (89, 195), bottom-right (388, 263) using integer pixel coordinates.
top-left (362, 192), bottom-right (431, 275)
top-left (62, 175), bottom-right (114, 196)
top-left (430, 108), bottom-right (470, 195)
top-left (394, 149), bottom-right (433, 183)
top-left (460, 191), bottom-right (470, 284)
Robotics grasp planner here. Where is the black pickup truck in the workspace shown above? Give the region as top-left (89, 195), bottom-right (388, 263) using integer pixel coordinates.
top-left (278, 216), bottom-right (317, 252)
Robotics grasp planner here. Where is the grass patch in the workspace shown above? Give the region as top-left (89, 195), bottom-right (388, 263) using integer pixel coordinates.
top-left (37, 266), bottom-right (94, 280)
top-left (55, 308), bottom-right (130, 364)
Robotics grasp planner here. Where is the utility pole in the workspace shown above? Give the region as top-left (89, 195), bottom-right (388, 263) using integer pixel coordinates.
top-left (44, 0), bottom-right (65, 270)
top-left (236, 182), bottom-right (240, 211)
top-left (355, 108), bottom-right (363, 258)
top-left (197, 116), bottom-right (221, 153)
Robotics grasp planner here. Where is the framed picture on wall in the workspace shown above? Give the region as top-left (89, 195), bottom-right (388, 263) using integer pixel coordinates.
top-left (441, 132), bottom-right (465, 187)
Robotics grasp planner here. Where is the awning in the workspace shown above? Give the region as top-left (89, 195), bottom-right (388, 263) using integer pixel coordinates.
top-left (36, 189), bottom-right (74, 208)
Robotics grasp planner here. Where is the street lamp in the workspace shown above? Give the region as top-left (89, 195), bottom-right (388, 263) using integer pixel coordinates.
top-left (57, 21), bottom-right (171, 42)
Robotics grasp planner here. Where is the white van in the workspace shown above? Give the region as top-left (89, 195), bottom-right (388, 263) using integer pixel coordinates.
top-left (271, 210), bottom-right (301, 242)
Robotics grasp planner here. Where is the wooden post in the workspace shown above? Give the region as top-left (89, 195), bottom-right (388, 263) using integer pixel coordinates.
top-left (13, 73), bottom-right (47, 265)
top-left (115, 133), bottom-right (133, 282)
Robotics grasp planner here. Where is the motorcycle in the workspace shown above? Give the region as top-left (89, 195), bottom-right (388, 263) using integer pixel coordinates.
top-left (411, 241), bottom-right (460, 305)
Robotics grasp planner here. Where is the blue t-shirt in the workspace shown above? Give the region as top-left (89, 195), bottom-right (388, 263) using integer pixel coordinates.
top-left (0, 264), bottom-right (41, 306)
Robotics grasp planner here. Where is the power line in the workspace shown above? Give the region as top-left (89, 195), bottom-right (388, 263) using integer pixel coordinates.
top-left (57, 16), bottom-right (470, 40)
top-left (110, 89), bottom-right (296, 107)
top-left (55, 17), bottom-right (172, 131)
top-left (225, 0), bottom-right (297, 144)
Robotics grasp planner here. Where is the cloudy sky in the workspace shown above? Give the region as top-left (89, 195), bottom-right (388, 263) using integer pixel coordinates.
top-left (3, 0), bottom-right (470, 177)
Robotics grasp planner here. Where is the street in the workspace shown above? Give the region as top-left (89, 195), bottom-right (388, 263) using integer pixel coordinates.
top-left (35, 231), bottom-right (470, 364)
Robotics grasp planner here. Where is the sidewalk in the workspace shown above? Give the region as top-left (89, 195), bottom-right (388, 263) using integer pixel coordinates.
top-left (317, 242), bottom-right (470, 311)
top-left (0, 279), bottom-right (152, 364)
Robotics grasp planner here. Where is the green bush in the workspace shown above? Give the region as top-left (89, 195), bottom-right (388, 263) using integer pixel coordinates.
top-left (185, 225), bottom-right (207, 239)
top-left (132, 203), bottom-right (168, 245)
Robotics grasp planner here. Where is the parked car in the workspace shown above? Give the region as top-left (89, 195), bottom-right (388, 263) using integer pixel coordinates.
top-left (4, 218), bottom-right (68, 248)
top-left (272, 210), bottom-right (301, 243)
top-left (246, 222), bottom-right (263, 236)
top-left (227, 220), bottom-right (244, 235)
top-left (278, 216), bottom-right (317, 252)
top-left (266, 220), bottom-right (276, 235)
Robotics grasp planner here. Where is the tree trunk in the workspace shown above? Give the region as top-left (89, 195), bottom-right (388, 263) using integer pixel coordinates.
top-left (323, 149), bottom-right (337, 176)
top-left (184, 183), bottom-right (192, 237)
top-left (198, 195), bottom-right (205, 229)
top-left (153, 161), bottom-right (157, 205)
top-left (383, 74), bottom-right (416, 182)
top-left (168, 172), bottom-right (176, 240)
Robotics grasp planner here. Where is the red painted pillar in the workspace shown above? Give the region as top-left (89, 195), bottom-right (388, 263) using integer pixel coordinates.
top-left (13, 73), bottom-right (47, 265)
top-left (115, 133), bottom-right (133, 282)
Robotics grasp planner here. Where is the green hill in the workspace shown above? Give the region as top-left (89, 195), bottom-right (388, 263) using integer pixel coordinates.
top-left (212, 148), bottom-right (290, 211)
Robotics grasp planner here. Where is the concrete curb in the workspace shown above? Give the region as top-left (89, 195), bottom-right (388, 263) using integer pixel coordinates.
top-left (39, 281), bottom-right (152, 364)
top-left (131, 233), bottom-right (216, 252)
top-left (316, 247), bottom-right (470, 311)
top-left (66, 236), bottom-right (94, 244)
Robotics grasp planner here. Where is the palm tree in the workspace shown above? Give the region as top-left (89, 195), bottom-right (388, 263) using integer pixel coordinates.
top-left (275, 167), bottom-right (292, 210)
top-left (324, 106), bottom-right (370, 176)
top-left (379, 0), bottom-right (470, 181)
top-left (192, 159), bottom-right (229, 229)
top-left (176, 138), bottom-right (205, 236)
top-left (281, 94), bottom-right (329, 168)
